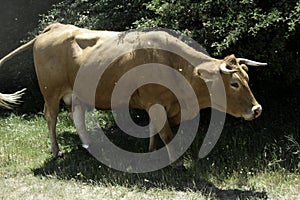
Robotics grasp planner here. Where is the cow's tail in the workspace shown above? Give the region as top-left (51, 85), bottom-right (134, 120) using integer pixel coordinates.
top-left (0, 38), bottom-right (36, 67)
top-left (0, 88), bottom-right (26, 109)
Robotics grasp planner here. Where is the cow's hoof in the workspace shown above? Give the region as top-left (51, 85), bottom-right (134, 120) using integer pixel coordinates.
top-left (171, 160), bottom-right (187, 171)
top-left (53, 150), bottom-right (64, 159)
top-left (172, 164), bottom-right (187, 171)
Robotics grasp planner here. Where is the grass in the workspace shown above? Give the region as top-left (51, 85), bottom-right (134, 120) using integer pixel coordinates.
top-left (0, 112), bottom-right (299, 199)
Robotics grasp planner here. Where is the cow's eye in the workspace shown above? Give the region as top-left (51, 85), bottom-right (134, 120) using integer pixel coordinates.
top-left (230, 82), bottom-right (240, 89)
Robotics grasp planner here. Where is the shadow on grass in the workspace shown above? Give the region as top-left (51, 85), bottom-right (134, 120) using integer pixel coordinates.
top-left (33, 131), bottom-right (267, 200)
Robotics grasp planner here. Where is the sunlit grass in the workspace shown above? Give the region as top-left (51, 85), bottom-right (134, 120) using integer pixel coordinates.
top-left (0, 112), bottom-right (299, 199)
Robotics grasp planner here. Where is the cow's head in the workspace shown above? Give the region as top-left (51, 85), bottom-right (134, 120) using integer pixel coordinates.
top-left (195, 54), bottom-right (267, 120)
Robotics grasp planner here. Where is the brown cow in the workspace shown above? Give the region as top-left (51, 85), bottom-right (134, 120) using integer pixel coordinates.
top-left (0, 89), bottom-right (26, 109)
top-left (0, 23), bottom-right (266, 162)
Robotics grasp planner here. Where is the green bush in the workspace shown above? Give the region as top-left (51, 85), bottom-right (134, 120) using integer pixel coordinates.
top-left (36, 0), bottom-right (299, 84)
top-left (37, 0), bottom-right (152, 31)
top-left (135, 0), bottom-right (300, 83)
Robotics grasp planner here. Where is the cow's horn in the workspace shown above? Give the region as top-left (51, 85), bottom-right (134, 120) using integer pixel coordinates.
top-left (237, 58), bottom-right (268, 66)
top-left (220, 63), bottom-right (238, 74)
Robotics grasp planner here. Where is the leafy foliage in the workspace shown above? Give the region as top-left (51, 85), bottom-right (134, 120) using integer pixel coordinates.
top-left (38, 0), bottom-right (152, 31)
top-left (134, 0), bottom-right (300, 83)
top-left (37, 0), bottom-right (299, 84)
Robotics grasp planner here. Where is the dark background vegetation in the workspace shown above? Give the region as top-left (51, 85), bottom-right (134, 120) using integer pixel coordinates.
top-left (0, 0), bottom-right (299, 172)
top-left (0, 0), bottom-right (61, 113)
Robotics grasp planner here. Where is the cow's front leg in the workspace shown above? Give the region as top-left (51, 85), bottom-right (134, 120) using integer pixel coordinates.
top-left (158, 121), bottom-right (176, 163)
top-left (72, 98), bottom-right (90, 149)
top-left (148, 105), bottom-right (182, 167)
top-left (148, 123), bottom-right (159, 152)
top-left (159, 122), bottom-right (185, 169)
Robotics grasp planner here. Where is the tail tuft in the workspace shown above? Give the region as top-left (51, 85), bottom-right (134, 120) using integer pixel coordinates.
top-left (0, 88), bottom-right (27, 109)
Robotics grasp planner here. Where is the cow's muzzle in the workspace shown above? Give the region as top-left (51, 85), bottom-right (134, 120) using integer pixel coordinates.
top-left (252, 105), bottom-right (262, 119)
top-left (242, 105), bottom-right (262, 120)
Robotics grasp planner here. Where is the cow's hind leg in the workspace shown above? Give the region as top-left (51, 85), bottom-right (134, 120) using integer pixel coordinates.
top-left (157, 121), bottom-right (177, 163)
top-left (63, 94), bottom-right (90, 149)
top-left (71, 97), bottom-right (90, 149)
top-left (44, 98), bottom-right (61, 158)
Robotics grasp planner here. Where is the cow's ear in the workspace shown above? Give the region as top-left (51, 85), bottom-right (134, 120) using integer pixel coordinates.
top-left (241, 64), bottom-right (248, 72)
top-left (224, 54), bottom-right (238, 66)
top-left (194, 63), bottom-right (219, 82)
